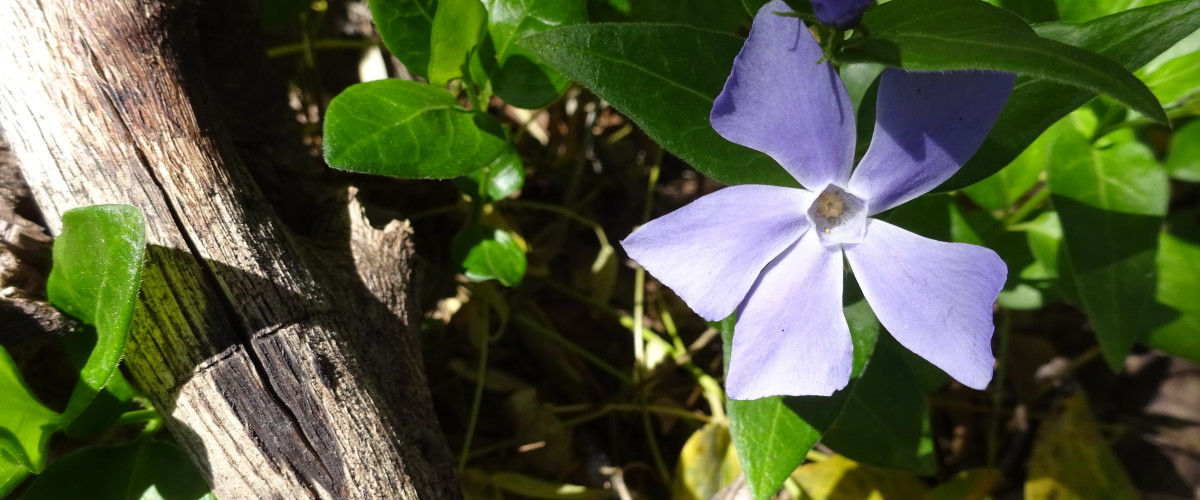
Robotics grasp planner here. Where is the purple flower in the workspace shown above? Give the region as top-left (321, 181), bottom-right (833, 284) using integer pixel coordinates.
top-left (811, 0), bottom-right (873, 28)
top-left (620, 0), bottom-right (1015, 400)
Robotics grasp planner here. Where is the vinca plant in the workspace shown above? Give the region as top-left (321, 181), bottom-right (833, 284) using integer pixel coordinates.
top-left (4, 0), bottom-right (1200, 498)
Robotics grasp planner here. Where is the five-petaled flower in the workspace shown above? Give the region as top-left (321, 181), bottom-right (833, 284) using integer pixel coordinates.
top-left (620, 0), bottom-right (1016, 400)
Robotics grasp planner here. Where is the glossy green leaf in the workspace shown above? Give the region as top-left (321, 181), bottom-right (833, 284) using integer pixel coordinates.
top-left (370, 0), bottom-right (438, 78)
top-left (20, 439), bottom-right (214, 500)
top-left (840, 0), bottom-right (1166, 125)
top-left (1166, 119), bottom-right (1200, 182)
top-left (1137, 29), bottom-right (1200, 105)
top-left (722, 293), bottom-right (880, 500)
top-left (987, 0), bottom-right (1058, 22)
top-left (942, 0), bottom-right (1200, 190)
top-left (1, 453), bottom-right (28, 498)
top-left (1048, 129), bottom-right (1167, 369)
top-left (821, 337), bottom-right (935, 474)
top-left (0, 347), bottom-right (61, 473)
top-left (453, 224), bottom-right (526, 286)
top-left (458, 146), bottom-right (525, 202)
top-left (324, 79), bottom-right (508, 178)
top-left (428, 0), bottom-right (488, 86)
top-left (1146, 211), bottom-right (1200, 362)
top-left (485, 0), bottom-right (586, 108)
top-left (518, 24), bottom-right (795, 187)
top-left (47, 204), bottom-right (145, 421)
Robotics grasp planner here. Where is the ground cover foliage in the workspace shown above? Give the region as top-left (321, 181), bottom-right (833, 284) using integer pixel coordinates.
top-left (3, 0), bottom-right (1200, 498)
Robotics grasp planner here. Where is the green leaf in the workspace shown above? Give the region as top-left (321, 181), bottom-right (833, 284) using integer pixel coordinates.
top-left (0, 347), bottom-right (62, 473)
top-left (324, 79), bottom-right (508, 178)
top-left (518, 24), bottom-right (795, 187)
top-left (370, 0), bottom-right (438, 78)
top-left (1146, 210), bottom-right (1200, 362)
top-left (821, 337), bottom-right (935, 474)
top-left (631, 0), bottom-right (749, 33)
top-left (1057, 0), bottom-right (1170, 22)
top-left (20, 439), bottom-right (214, 500)
top-left (485, 0), bottom-right (586, 108)
top-left (722, 292), bottom-right (881, 500)
top-left (428, 0), bottom-right (488, 86)
top-left (1137, 29), bottom-right (1200, 105)
top-left (963, 124), bottom-right (1056, 212)
top-left (1, 453), bottom-right (29, 498)
top-left (47, 205), bottom-right (146, 421)
top-left (1166, 119), bottom-right (1200, 182)
top-left (943, 0), bottom-right (1200, 190)
top-left (1047, 129), bottom-right (1167, 369)
top-left (452, 224), bottom-right (527, 286)
top-left (458, 146), bottom-right (525, 202)
top-left (840, 0), bottom-right (1166, 125)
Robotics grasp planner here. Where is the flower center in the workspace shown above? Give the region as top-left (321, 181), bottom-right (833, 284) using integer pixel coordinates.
top-left (806, 185), bottom-right (867, 247)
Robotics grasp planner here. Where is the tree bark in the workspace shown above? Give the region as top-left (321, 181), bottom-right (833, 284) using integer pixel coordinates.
top-left (0, 1), bottom-right (459, 498)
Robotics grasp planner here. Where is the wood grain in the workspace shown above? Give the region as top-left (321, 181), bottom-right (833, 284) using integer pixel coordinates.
top-left (0, 1), bottom-right (459, 498)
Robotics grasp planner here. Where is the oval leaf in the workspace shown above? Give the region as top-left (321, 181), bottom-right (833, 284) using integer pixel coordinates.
top-left (484, 0), bottom-right (586, 108)
top-left (1047, 129), bottom-right (1167, 369)
top-left (942, 0), bottom-right (1200, 189)
top-left (46, 204), bottom-right (146, 421)
top-left (840, 0), bottom-right (1166, 124)
top-left (324, 79), bottom-right (509, 178)
top-left (518, 24), bottom-right (796, 187)
top-left (452, 224), bottom-right (527, 286)
top-left (370, 0), bottom-right (438, 78)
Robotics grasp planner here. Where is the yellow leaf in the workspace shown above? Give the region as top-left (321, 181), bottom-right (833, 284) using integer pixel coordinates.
top-left (1025, 392), bottom-right (1138, 500)
top-left (927, 468), bottom-right (1001, 500)
top-left (791, 455), bottom-right (927, 500)
top-left (672, 423), bottom-right (741, 500)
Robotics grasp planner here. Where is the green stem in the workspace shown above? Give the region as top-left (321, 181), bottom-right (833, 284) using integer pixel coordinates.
top-left (266, 38), bottom-right (374, 58)
top-left (514, 314), bottom-right (633, 385)
top-left (1004, 186), bottom-right (1052, 228)
top-left (459, 310), bottom-right (492, 472)
top-left (632, 164), bottom-right (661, 383)
top-left (986, 308), bottom-right (1012, 465)
top-left (114, 409), bottom-right (160, 427)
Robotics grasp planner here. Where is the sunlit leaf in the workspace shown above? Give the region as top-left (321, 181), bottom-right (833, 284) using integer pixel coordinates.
top-left (672, 422), bottom-right (741, 500)
top-left (324, 79), bottom-right (509, 178)
top-left (1047, 129), bottom-right (1167, 369)
top-left (841, 0), bottom-right (1167, 124)
top-left (0, 347), bottom-right (61, 473)
top-left (46, 204), bottom-right (146, 421)
top-left (791, 454), bottom-right (928, 500)
top-left (944, 0), bottom-right (1200, 189)
top-left (428, 0), bottom-right (488, 86)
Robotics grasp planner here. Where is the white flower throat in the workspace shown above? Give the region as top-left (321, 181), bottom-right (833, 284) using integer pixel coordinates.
top-left (806, 185), bottom-right (867, 247)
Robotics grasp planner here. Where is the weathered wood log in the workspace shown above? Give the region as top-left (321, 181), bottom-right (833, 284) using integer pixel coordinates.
top-left (0, 1), bottom-right (459, 498)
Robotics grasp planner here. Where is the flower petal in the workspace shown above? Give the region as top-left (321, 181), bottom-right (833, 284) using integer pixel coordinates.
top-left (727, 231), bottom-right (852, 399)
top-left (844, 219), bottom-right (1005, 390)
top-left (711, 0), bottom-right (856, 189)
top-left (621, 185), bottom-right (812, 321)
top-left (848, 69), bottom-right (1015, 214)
top-left (811, 0), bottom-right (873, 28)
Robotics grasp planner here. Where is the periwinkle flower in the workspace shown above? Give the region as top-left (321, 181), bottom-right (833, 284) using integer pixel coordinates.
top-left (811, 0), bottom-right (873, 28)
top-left (621, 0), bottom-right (1015, 400)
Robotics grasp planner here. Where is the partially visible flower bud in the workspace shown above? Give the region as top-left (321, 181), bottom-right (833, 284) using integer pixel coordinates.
top-left (810, 0), bottom-right (873, 28)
